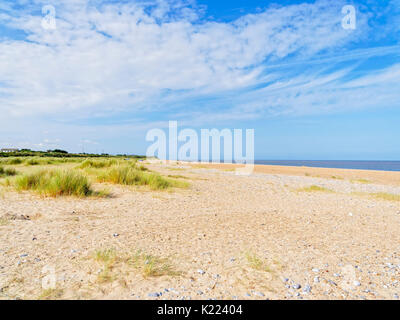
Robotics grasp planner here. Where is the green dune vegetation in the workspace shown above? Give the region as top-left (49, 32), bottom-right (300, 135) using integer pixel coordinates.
top-left (78, 158), bottom-right (118, 169)
top-left (14, 169), bottom-right (94, 197)
top-left (96, 165), bottom-right (189, 190)
top-left (0, 166), bottom-right (17, 177)
top-left (296, 185), bottom-right (334, 193)
top-left (0, 151), bottom-right (188, 197)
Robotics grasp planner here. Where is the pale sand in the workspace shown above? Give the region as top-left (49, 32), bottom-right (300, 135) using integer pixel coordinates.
top-left (1, 162), bottom-right (400, 300)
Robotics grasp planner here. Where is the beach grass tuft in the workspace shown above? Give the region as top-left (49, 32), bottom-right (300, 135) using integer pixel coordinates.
top-left (92, 249), bottom-right (181, 283)
top-left (93, 249), bottom-right (119, 283)
top-left (296, 185), bottom-right (334, 193)
top-left (351, 191), bottom-right (400, 202)
top-left (0, 217), bottom-right (9, 226)
top-left (37, 288), bottom-right (64, 300)
top-left (0, 158), bottom-right (23, 165)
top-left (372, 192), bottom-right (400, 202)
top-left (78, 158), bottom-right (118, 169)
top-left (14, 169), bottom-right (94, 197)
top-left (167, 174), bottom-right (190, 179)
top-left (97, 166), bottom-right (189, 190)
top-left (0, 166), bottom-right (17, 177)
top-left (353, 178), bottom-right (371, 184)
top-left (130, 250), bottom-right (182, 278)
top-left (24, 158), bottom-right (41, 166)
top-left (245, 252), bottom-right (274, 273)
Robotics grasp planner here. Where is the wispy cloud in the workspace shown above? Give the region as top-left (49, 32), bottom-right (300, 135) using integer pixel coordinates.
top-left (0, 0), bottom-right (399, 153)
top-left (0, 0), bottom-right (367, 117)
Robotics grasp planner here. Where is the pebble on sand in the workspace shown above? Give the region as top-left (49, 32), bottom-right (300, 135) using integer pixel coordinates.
top-left (303, 285), bottom-right (312, 293)
top-left (148, 292), bottom-right (162, 298)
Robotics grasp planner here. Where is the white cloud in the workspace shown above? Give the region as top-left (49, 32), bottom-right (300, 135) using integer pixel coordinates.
top-left (0, 0), bottom-right (399, 153)
top-left (0, 0), bottom-right (366, 120)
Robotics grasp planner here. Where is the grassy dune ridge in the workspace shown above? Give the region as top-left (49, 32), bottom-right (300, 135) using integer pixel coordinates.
top-left (0, 157), bottom-right (87, 166)
top-left (1, 156), bottom-right (188, 197)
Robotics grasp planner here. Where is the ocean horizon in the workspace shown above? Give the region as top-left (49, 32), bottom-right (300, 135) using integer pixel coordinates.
top-left (254, 160), bottom-right (400, 172)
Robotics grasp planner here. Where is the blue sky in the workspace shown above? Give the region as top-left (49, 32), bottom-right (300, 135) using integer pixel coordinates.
top-left (0, 0), bottom-right (400, 160)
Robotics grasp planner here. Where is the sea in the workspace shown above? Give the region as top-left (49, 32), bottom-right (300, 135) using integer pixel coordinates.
top-left (254, 160), bottom-right (400, 172)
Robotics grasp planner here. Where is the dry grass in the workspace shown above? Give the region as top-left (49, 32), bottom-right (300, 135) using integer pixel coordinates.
top-left (0, 217), bottom-right (9, 226)
top-left (351, 192), bottom-right (400, 202)
top-left (296, 185), bottom-right (334, 193)
top-left (167, 175), bottom-right (191, 179)
top-left (0, 186), bottom-right (6, 199)
top-left (372, 192), bottom-right (400, 202)
top-left (93, 249), bottom-right (119, 283)
top-left (37, 288), bottom-right (64, 300)
top-left (92, 249), bottom-right (182, 283)
top-left (191, 164), bottom-right (210, 169)
top-left (245, 252), bottom-right (274, 273)
top-left (130, 250), bottom-right (182, 278)
top-left (352, 178), bottom-right (371, 184)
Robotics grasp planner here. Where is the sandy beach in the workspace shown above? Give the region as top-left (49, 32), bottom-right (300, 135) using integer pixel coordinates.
top-left (1, 161), bottom-right (400, 300)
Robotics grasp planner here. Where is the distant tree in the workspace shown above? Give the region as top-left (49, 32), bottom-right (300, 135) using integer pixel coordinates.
top-left (49, 149), bottom-right (68, 154)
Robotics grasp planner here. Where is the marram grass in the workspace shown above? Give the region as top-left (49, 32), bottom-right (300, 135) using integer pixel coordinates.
top-left (372, 192), bottom-right (400, 202)
top-left (296, 185), bottom-right (334, 193)
top-left (0, 158), bottom-right (23, 165)
top-left (23, 157), bottom-right (77, 166)
top-left (0, 166), bottom-right (17, 177)
top-left (78, 158), bottom-right (118, 169)
top-left (14, 169), bottom-right (94, 197)
top-left (97, 166), bottom-right (189, 190)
